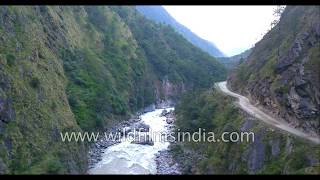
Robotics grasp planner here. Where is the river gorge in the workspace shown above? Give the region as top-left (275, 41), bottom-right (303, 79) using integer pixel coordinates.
top-left (88, 107), bottom-right (179, 174)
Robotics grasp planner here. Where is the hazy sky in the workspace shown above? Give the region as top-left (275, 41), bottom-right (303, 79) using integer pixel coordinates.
top-left (163, 6), bottom-right (277, 57)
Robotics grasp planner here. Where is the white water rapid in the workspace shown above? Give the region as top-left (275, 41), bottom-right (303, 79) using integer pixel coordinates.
top-left (89, 107), bottom-right (174, 174)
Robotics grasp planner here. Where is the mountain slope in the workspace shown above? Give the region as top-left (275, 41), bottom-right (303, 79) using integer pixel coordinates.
top-left (136, 6), bottom-right (225, 57)
top-left (170, 5), bottom-right (320, 175)
top-left (217, 48), bottom-right (252, 70)
top-left (0, 6), bottom-right (226, 174)
top-left (229, 6), bottom-right (320, 136)
top-left (172, 89), bottom-right (320, 174)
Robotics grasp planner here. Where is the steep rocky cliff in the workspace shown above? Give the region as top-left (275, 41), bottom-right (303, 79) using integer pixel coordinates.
top-left (171, 6), bottom-right (320, 175)
top-left (0, 6), bottom-right (89, 174)
top-left (172, 89), bottom-right (320, 174)
top-left (229, 6), bottom-right (320, 136)
top-left (0, 6), bottom-right (226, 174)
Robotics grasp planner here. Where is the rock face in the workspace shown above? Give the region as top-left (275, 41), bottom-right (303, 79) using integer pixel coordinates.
top-left (0, 5), bottom-right (226, 174)
top-left (160, 109), bottom-right (169, 117)
top-left (160, 109), bottom-right (175, 124)
top-left (166, 118), bottom-right (174, 124)
top-left (0, 71), bottom-right (14, 137)
top-left (0, 98), bottom-right (15, 124)
top-left (229, 6), bottom-right (320, 136)
top-left (270, 139), bottom-right (280, 157)
top-left (245, 133), bottom-right (265, 173)
top-left (155, 150), bottom-right (181, 174)
top-left (0, 97), bottom-right (15, 138)
top-left (128, 116), bottom-right (141, 123)
top-left (0, 158), bottom-right (8, 174)
top-left (154, 77), bottom-right (186, 104)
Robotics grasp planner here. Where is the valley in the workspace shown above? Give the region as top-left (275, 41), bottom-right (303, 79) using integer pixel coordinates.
top-left (0, 5), bottom-right (319, 175)
top-left (88, 107), bottom-right (176, 174)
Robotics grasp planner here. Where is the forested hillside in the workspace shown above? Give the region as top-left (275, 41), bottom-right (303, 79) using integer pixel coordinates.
top-left (0, 6), bottom-right (226, 174)
top-left (136, 6), bottom-right (225, 57)
top-left (171, 6), bottom-right (320, 174)
top-left (172, 89), bottom-right (319, 174)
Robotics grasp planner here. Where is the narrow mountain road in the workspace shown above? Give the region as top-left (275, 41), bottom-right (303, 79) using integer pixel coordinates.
top-left (215, 81), bottom-right (320, 145)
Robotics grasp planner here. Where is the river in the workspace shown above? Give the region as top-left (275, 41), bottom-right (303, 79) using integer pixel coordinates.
top-left (88, 107), bottom-right (174, 174)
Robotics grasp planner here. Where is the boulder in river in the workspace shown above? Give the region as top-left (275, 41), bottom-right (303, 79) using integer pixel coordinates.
top-left (160, 109), bottom-right (169, 117)
top-left (166, 118), bottom-right (174, 124)
top-left (133, 122), bottom-right (150, 132)
top-left (131, 134), bottom-right (154, 146)
top-left (128, 116), bottom-right (141, 123)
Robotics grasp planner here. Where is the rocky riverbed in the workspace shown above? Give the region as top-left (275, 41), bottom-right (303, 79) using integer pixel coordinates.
top-left (155, 150), bottom-right (181, 174)
top-left (155, 109), bottom-right (181, 174)
top-left (87, 105), bottom-right (181, 174)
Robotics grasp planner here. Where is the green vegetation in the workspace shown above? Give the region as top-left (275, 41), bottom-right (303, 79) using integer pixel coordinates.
top-left (228, 6), bottom-right (320, 137)
top-left (29, 77), bottom-right (40, 89)
top-left (58, 6), bottom-right (226, 131)
top-left (0, 6), bottom-right (226, 174)
top-left (230, 6), bottom-right (319, 94)
top-left (112, 6), bottom-right (226, 87)
top-left (172, 89), bottom-right (320, 174)
top-left (6, 54), bottom-right (16, 66)
top-left (0, 5), bottom-right (318, 175)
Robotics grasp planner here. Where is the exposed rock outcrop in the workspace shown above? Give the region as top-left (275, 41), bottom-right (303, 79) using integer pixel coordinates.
top-left (229, 6), bottom-right (320, 136)
top-left (0, 98), bottom-right (15, 124)
top-left (160, 109), bottom-right (169, 117)
top-left (154, 77), bottom-right (186, 104)
top-left (155, 150), bottom-right (181, 174)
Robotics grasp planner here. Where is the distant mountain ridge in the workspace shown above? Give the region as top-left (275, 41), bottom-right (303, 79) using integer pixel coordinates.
top-left (217, 48), bottom-right (252, 70)
top-left (136, 6), bottom-right (225, 57)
